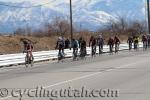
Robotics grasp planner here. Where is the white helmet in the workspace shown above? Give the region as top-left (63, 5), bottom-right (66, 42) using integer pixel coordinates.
top-left (58, 36), bottom-right (62, 40)
top-left (99, 34), bottom-right (102, 38)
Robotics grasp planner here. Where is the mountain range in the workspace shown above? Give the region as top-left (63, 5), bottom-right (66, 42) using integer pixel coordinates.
top-left (0, 0), bottom-right (146, 33)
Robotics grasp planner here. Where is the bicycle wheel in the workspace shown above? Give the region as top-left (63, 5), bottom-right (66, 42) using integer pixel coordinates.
top-left (58, 52), bottom-right (64, 62)
top-left (73, 50), bottom-right (78, 61)
top-left (129, 43), bottom-right (132, 50)
top-left (25, 56), bottom-right (29, 68)
top-left (30, 60), bottom-right (34, 67)
top-left (115, 44), bottom-right (119, 53)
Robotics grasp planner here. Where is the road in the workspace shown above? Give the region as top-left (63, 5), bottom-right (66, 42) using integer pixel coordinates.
top-left (0, 49), bottom-right (150, 100)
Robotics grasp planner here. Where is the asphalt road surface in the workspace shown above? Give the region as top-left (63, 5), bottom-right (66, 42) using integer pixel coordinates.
top-left (0, 49), bottom-right (150, 100)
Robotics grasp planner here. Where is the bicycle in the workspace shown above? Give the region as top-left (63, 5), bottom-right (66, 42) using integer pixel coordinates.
top-left (73, 48), bottom-right (78, 61)
top-left (91, 45), bottom-right (96, 57)
top-left (128, 42), bottom-right (132, 51)
top-left (25, 50), bottom-right (34, 67)
top-left (115, 43), bottom-right (120, 53)
top-left (109, 44), bottom-right (114, 55)
top-left (134, 42), bottom-right (139, 51)
top-left (58, 51), bottom-right (64, 63)
top-left (80, 48), bottom-right (86, 60)
top-left (143, 41), bottom-right (148, 50)
top-left (98, 44), bottom-right (103, 55)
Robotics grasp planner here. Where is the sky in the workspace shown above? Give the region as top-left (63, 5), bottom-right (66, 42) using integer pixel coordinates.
top-left (0, 0), bottom-right (147, 33)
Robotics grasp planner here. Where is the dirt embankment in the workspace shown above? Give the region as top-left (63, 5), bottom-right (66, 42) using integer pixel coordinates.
top-left (0, 35), bottom-right (57, 54)
top-left (0, 34), bottom-right (128, 54)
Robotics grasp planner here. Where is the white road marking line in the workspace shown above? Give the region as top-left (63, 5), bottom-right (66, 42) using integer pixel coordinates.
top-left (0, 60), bottom-right (148, 100)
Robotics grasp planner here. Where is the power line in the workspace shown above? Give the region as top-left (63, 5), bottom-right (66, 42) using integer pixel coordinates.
top-left (0, 0), bottom-right (56, 8)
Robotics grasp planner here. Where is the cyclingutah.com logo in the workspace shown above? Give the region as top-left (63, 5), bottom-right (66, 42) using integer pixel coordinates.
top-left (0, 86), bottom-right (119, 100)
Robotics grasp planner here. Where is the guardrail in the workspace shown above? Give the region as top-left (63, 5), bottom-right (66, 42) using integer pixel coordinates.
top-left (0, 43), bottom-right (143, 67)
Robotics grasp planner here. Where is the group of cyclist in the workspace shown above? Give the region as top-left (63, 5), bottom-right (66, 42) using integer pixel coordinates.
top-left (55, 33), bottom-right (150, 61)
top-left (127, 34), bottom-right (150, 51)
top-left (55, 36), bottom-right (87, 61)
top-left (54, 34), bottom-right (121, 61)
top-left (22, 33), bottom-right (150, 63)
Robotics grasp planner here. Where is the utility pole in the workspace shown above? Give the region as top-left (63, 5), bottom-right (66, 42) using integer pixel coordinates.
top-left (147, 0), bottom-right (150, 34)
top-left (70, 0), bottom-right (73, 40)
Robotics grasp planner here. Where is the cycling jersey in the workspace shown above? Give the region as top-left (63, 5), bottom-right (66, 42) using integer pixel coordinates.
top-left (127, 37), bottom-right (133, 43)
top-left (72, 39), bottom-right (79, 49)
top-left (56, 39), bottom-right (65, 49)
top-left (89, 36), bottom-right (97, 46)
top-left (97, 37), bottom-right (104, 45)
top-left (142, 35), bottom-right (148, 42)
top-left (26, 44), bottom-right (33, 51)
top-left (108, 38), bottom-right (114, 45)
top-left (114, 37), bottom-right (120, 44)
top-left (80, 40), bottom-right (86, 49)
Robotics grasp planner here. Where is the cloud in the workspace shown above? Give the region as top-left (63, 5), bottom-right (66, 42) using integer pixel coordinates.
top-left (0, 0), bottom-right (146, 33)
top-left (0, 0), bottom-right (51, 5)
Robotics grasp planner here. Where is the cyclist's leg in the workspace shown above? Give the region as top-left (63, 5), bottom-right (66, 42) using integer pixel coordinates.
top-left (91, 46), bottom-right (94, 56)
top-left (130, 43), bottom-right (133, 50)
top-left (92, 45), bottom-right (96, 56)
top-left (143, 42), bottom-right (145, 50)
top-left (83, 47), bottom-right (87, 58)
top-left (29, 51), bottom-right (34, 61)
top-left (110, 45), bottom-right (113, 54)
top-left (144, 41), bottom-right (148, 50)
top-left (75, 48), bottom-right (78, 58)
top-left (80, 48), bottom-right (83, 58)
top-left (129, 43), bottom-right (132, 50)
top-left (101, 44), bottom-right (103, 52)
top-left (135, 43), bottom-right (138, 51)
top-left (148, 40), bottom-right (150, 48)
top-left (146, 41), bottom-right (148, 49)
top-left (129, 43), bottom-right (131, 50)
top-left (116, 44), bottom-right (118, 53)
top-left (137, 43), bottom-right (139, 51)
top-left (80, 48), bottom-right (85, 59)
top-left (99, 45), bottom-right (100, 54)
top-left (109, 45), bottom-right (111, 53)
top-left (58, 48), bottom-right (61, 61)
top-left (99, 44), bottom-right (102, 54)
top-left (115, 44), bottom-right (117, 53)
top-left (94, 45), bottom-right (96, 55)
top-left (134, 43), bottom-right (136, 50)
top-left (25, 53), bottom-right (28, 63)
top-left (73, 48), bottom-right (77, 60)
top-left (117, 44), bottom-right (119, 52)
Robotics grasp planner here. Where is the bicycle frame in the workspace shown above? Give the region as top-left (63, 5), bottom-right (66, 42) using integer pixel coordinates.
top-left (91, 45), bottom-right (96, 57)
top-left (25, 50), bottom-right (33, 67)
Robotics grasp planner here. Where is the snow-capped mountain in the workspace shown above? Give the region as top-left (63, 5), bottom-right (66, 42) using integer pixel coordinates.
top-left (0, 0), bottom-right (145, 33)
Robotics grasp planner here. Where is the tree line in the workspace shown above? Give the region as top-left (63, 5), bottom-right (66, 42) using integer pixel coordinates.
top-left (13, 16), bottom-right (148, 38)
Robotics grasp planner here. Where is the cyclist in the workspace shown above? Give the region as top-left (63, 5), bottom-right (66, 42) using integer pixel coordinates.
top-left (71, 38), bottom-right (79, 61)
top-left (147, 34), bottom-right (150, 48)
top-left (55, 36), bottom-right (65, 61)
top-left (127, 36), bottom-right (133, 51)
top-left (20, 38), bottom-right (31, 53)
top-left (142, 34), bottom-right (148, 50)
top-left (97, 34), bottom-right (104, 55)
top-left (114, 36), bottom-right (120, 53)
top-left (65, 39), bottom-right (70, 49)
top-left (133, 36), bottom-right (139, 51)
top-left (108, 37), bottom-right (114, 54)
top-left (89, 36), bottom-right (97, 57)
top-left (80, 37), bottom-right (87, 59)
top-left (78, 37), bottom-right (82, 48)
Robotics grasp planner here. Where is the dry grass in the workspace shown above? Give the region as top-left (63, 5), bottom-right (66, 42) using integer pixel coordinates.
top-left (0, 34), bottom-right (128, 54)
top-left (0, 35), bottom-right (57, 54)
